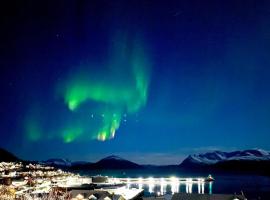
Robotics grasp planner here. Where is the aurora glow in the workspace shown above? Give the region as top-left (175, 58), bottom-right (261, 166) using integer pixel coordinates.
top-left (59, 35), bottom-right (151, 142)
top-left (62, 127), bottom-right (83, 143)
top-left (22, 34), bottom-right (151, 143)
top-left (24, 105), bottom-right (43, 142)
top-left (1, 0), bottom-right (270, 164)
top-left (24, 117), bottom-right (42, 142)
top-left (63, 42), bottom-right (150, 113)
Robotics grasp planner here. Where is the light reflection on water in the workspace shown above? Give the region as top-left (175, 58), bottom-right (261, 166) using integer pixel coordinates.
top-left (209, 181), bottom-right (213, 194)
top-left (84, 171), bottom-right (270, 199)
top-left (124, 178), bottom-right (213, 196)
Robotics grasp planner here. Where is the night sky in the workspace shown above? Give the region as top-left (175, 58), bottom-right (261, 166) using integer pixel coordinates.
top-left (1, 0), bottom-right (270, 164)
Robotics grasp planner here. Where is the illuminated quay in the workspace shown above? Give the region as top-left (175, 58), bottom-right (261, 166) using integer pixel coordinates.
top-left (0, 162), bottom-right (249, 200)
top-left (1, 161), bottom-right (216, 200)
top-left (120, 177), bottom-right (212, 195)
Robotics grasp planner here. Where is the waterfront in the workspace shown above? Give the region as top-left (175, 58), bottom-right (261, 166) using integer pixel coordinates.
top-left (80, 170), bottom-right (270, 199)
top-left (1, 161), bottom-right (270, 199)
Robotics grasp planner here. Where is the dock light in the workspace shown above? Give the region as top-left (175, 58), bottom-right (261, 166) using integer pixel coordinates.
top-left (170, 176), bottom-right (178, 183)
top-left (148, 177), bottom-right (154, 184)
top-left (170, 176), bottom-right (179, 194)
top-left (126, 178), bottom-right (131, 189)
top-left (186, 178), bottom-right (192, 183)
top-left (198, 178), bottom-right (204, 183)
top-left (202, 182), bottom-right (205, 194)
top-left (160, 177), bottom-right (166, 184)
top-left (185, 178), bottom-right (193, 194)
top-left (148, 177), bottom-right (154, 193)
top-left (138, 178), bottom-right (143, 190)
top-left (138, 177), bottom-right (143, 183)
top-left (160, 177), bottom-right (167, 195)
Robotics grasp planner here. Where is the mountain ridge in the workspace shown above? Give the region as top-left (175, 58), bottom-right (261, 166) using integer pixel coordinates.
top-left (1, 147), bottom-right (270, 175)
top-left (179, 149), bottom-right (270, 175)
top-left (180, 149), bottom-right (270, 167)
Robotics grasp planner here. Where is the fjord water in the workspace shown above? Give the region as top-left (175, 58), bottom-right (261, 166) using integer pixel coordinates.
top-left (79, 169), bottom-right (270, 199)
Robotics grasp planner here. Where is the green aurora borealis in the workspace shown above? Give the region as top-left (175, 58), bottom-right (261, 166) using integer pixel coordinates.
top-left (25, 35), bottom-right (151, 143)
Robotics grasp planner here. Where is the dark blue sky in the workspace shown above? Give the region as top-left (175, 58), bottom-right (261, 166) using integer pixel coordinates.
top-left (1, 0), bottom-right (270, 164)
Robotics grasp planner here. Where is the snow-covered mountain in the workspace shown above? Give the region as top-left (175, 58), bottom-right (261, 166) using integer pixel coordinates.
top-left (180, 149), bottom-right (270, 167)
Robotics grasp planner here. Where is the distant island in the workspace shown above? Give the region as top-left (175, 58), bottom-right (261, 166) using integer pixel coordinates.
top-left (1, 147), bottom-right (270, 176)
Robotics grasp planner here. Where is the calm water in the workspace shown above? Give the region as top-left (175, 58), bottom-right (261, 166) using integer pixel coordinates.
top-left (78, 169), bottom-right (270, 199)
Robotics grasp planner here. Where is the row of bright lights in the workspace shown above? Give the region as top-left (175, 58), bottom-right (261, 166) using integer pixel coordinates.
top-left (124, 177), bottom-right (212, 195)
top-left (126, 177), bottom-right (205, 184)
